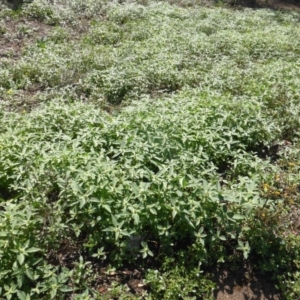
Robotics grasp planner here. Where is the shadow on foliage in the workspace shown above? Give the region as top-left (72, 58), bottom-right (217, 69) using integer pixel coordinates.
top-left (3, 0), bottom-right (25, 10)
top-left (228, 0), bottom-right (300, 11)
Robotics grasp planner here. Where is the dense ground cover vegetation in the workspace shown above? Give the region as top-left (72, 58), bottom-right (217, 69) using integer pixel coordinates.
top-left (1, 0), bottom-right (300, 299)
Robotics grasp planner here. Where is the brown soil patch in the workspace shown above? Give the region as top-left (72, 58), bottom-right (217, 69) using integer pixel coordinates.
top-left (0, 18), bottom-right (52, 59)
top-left (262, 0), bottom-right (300, 12)
top-left (234, 0), bottom-right (300, 12)
top-left (214, 267), bottom-right (281, 300)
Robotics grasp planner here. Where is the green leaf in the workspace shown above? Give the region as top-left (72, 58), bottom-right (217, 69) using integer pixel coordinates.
top-left (120, 229), bottom-right (130, 237)
top-left (50, 288), bottom-right (57, 299)
top-left (102, 204), bottom-right (111, 213)
top-left (133, 214), bottom-right (139, 225)
top-left (17, 254), bottom-right (25, 265)
top-left (17, 275), bottom-right (23, 289)
top-left (176, 190), bottom-right (183, 197)
top-left (26, 247), bottom-right (41, 253)
top-left (79, 197), bottom-right (86, 209)
top-left (103, 226), bottom-right (114, 232)
top-left (150, 207), bottom-right (157, 215)
top-left (59, 286), bottom-right (73, 292)
top-left (219, 235), bottom-right (226, 241)
top-left (25, 269), bottom-right (34, 280)
top-left (232, 214), bottom-right (244, 220)
top-left (17, 290), bottom-right (29, 300)
top-left (112, 215), bottom-right (118, 227)
top-left (242, 227), bottom-right (251, 231)
top-left (172, 209), bottom-right (177, 219)
top-left (178, 177), bottom-right (186, 188)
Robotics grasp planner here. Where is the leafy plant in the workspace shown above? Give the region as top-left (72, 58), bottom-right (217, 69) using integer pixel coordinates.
top-left (1, 1), bottom-right (300, 298)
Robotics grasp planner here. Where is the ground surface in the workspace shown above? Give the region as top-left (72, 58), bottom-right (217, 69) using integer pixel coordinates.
top-left (261, 0), bottom-right (300, 12)
top-left (214, 269), bottom-right (281, 299)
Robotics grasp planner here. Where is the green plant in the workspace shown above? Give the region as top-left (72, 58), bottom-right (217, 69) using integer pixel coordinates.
top-left (146, 258), bottom-right (215, 299)
top-left (1, 1), bottom-right (300, 298)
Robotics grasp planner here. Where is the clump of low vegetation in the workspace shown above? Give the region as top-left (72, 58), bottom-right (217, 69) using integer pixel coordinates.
top-left (1, 0), bottom-right (300, 299)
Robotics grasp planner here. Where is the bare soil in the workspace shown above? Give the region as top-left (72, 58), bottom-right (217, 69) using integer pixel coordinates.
top-left (234, 0), bottom-right (300, 12)
top-left (214, 268), bottom-right (281, 300)
top-left (0, 18), bottom-right (52, 59)
top-left (262, 0), bottom-right (300, 12)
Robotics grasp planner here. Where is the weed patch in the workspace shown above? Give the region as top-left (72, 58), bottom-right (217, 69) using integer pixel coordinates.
top-left (1, 1), bottom-right (300, 299)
